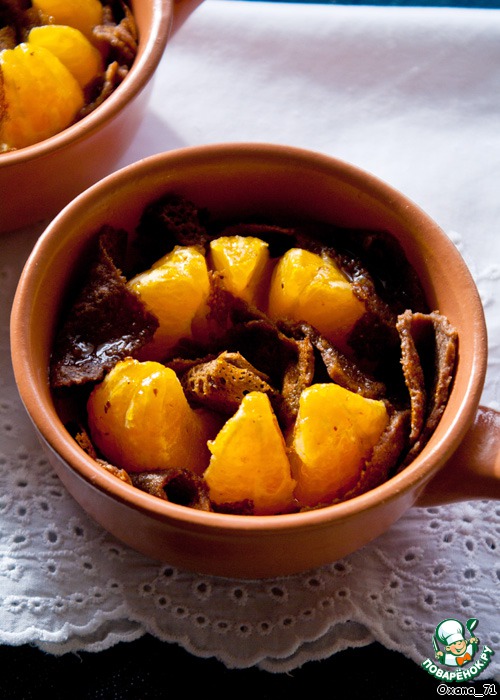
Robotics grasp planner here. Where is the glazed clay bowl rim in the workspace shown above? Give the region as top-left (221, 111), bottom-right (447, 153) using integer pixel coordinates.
top-left (11, 142), bottom-right (487, 536)
top-left (0, 0), bottom-right (170, 167)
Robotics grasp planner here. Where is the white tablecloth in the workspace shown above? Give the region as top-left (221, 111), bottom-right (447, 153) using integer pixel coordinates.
top-left (1, 0), bottom-right (499, 677)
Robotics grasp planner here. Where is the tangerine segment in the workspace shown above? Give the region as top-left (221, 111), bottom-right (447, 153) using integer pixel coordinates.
top-left (0, 44), bottom-right (84, 150)
top-left (127, 246), bottom-right (211, 360)
top-left (87, 358), bottom-right (219, 474)
top-left (28, 25), bottom-right (103, 88)
top-left (32, 0), bottom-right (104, 40)
top-left (290, 383), bottom-right (389, 507)
top-left (205, 392), bottom-right (297, 515)
top-left (268, 248), bottom-right (365, 347)
top-left (209, 235), bottom-right (270, 306)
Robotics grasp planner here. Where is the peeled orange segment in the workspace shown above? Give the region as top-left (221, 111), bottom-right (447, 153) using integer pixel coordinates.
top-left (87, 358), bottom-right (219, 475)
top-left (31, 0), bottom-right (104, 40)
top-left (209, 235), bottom-right (270, 306)
top-left (28, 25), bottom-right (103, 89)
top-left (127, 246), bottom-right (211, 360)
top-left (0, 43), bottom-right (84, 150)
top-left (268, 248), bottom-right (365, 348)
top-left (204, 392), bottom-right (296, 515)
top-left (290, 383), bottom-right (389, 508)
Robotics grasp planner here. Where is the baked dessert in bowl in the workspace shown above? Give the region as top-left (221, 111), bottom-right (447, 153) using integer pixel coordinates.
top-left (10, 143), bottom-right (499, 578)
top-left (0, 0), bottom-right (202, 233)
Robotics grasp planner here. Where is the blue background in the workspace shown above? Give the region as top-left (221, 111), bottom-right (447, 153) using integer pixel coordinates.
top-left (243, 0), bottom-right (500, 7)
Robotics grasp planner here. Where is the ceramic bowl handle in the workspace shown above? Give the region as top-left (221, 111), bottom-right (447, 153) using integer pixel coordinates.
top-left (171, 0), bottom-right (204, 36)
top-left (416, 406), bottom-right (500, 506)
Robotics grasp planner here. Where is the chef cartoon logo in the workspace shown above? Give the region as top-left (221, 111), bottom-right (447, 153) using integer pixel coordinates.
top-left (421, 617), bottom-right (494, 682)
top-left (433, 618), bottom-right (479, 667)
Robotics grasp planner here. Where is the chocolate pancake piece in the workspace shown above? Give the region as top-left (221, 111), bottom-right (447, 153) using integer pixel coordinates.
top-left (322, 228), bottom-right (429, 316)
top-left (50, 226), bottom-right (159, 389)
top-left (0, 1), bottom-right (37, 47)
top-left (180, 348), bottom-right (309, 429)
top-left (203, 271), bottom-right (262, 339)
top-left (204, 275), bottom-right (301, 389)
top-left (92, 2), bottom-right (138, 67)
top-left (284, 321), bottom-right (386, 400)
top-left (131, 469), bottom-right (212, 511)
top-left (396, 310), bottom-right (427, 443)
top-left (181, 351), bottom-right (279, 415)
top-left (318, 229), bottom-right (428, 388)
top-left (230, 316), bottom-right (292, 371)
top-left (133, 193), bottom-right (210, 271)
top-left (80, 3), bottom-right (138, 119)
top-left (280, 335), bottom-right (316, 427)
top-left (211, 499), bottom-right (256, 516)
top-left (343, 408), bottom-right (411, 500)
top-left (397, 310), bottom-right (458, 467)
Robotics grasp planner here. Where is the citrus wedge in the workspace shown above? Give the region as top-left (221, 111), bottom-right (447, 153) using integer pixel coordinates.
top-left (268, 248), bottom-right (365, 348)
top-left (28, 25), bottom-right (103, 89)
top-left (290, 383), bottom-right (389, 507)
top-left (205, 392), bottom-right (296, 514)
top-left (209, 235), bottom-right (270, 306)
top-left (32, 0), bottom-right (104, 40)
top-left (0, 43), bottom-right (84, 150)
top-left (127, 246), bottom-right (211, 360)
top-left (87, 358), bottom-right (219, 474)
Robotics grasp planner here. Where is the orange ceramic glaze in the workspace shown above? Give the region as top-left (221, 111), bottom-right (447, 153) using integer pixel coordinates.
top-left (0, 0), bottom-right (204, 233)
top-left (10, 144), bottom-right (499, 578)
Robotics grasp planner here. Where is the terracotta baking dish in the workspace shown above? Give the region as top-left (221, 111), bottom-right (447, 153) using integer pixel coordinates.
top-left (10, 143), bottom-right (500, 578)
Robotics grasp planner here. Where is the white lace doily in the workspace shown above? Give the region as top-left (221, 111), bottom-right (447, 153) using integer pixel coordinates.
top-left (1, 1), bottom-right (499, 677)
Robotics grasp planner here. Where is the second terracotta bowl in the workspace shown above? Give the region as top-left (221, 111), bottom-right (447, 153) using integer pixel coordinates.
top-left (0, 0), bottom-right (202, 233)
